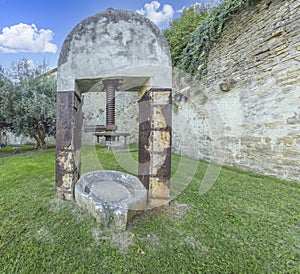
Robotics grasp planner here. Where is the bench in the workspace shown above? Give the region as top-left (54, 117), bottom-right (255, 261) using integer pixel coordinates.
top-left (95, 132), bottom-right (130, 150)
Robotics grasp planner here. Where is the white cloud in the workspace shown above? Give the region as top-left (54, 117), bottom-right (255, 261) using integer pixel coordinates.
top-left (177, 1), bottom-right (220, 13)
top-left (177, 6), bottom-right (186, 13)
top-left (177, 2), bottom-right (204, 13)
top-left (0, 23), bottom-right (57, 53)
top-left (24, 59), bottom-right (34, 67)
top-left (136, 1), bottom-right (174, 26)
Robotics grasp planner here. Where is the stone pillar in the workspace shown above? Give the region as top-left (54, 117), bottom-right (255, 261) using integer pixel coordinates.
top-left (138, 88), bottom-right (172, 208)
top-left (56, 91), bottom-right (83, 200)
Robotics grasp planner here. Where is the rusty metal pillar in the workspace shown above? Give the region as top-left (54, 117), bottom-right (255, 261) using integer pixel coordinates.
top-left (103, 79), bottom-right (122, 141)
top-left (138, 88), bottom-right (172, 208)
top-left (56, 91), bottom-right (83, 200)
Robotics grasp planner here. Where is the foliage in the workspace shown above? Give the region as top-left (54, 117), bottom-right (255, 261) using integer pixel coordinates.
top-left (164, 0), bottom-right (259, 77)
top-left (163, 5), bottom-right (208, 67)
top-left (0, 147), bottom-right (299, 273)
top-left (0, 65), bottom-right (7, 87)
top-left (0, 59), bottom-right (56, 150)
top-left (0, 65), bottom-right (12, 129)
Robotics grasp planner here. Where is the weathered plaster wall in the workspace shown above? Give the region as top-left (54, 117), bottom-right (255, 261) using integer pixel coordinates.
top-left (82, 91), bottom-right (139, 144)
top-left (172, 0), bottom-right (300, 182)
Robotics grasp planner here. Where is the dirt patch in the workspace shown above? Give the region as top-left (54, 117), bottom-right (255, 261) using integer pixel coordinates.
top-left (36, 226), bottom-right (53, 243)
top-left (98, 230), bottom-right (136, 251)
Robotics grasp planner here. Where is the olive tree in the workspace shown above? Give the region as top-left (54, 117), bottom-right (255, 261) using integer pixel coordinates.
top-left (0, 59), bottom-right (56, 150)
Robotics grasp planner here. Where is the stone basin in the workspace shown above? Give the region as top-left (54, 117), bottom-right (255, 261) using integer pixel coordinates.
top-left (74, 170), bottom-right (147, 230)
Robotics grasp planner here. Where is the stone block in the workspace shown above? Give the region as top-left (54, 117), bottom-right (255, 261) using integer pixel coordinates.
top-left (149, 177), bottom-right (170, 200)
top-left (152, 106), bottom-right (168, 128)
top-left (152, 131), bottom-right (171, 153)
top-left (152, 91), bottom-right (171, 105)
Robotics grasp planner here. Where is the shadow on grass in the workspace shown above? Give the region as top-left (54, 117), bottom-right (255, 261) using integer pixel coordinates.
top-left (0, 146), bottom-right (299, 273)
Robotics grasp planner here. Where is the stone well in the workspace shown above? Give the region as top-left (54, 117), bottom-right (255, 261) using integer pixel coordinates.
top-left (74, 170), bottom-right (147, 230)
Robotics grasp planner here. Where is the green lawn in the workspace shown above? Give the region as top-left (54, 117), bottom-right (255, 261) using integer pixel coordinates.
top-left (0, 146), bottom-right (299, 273)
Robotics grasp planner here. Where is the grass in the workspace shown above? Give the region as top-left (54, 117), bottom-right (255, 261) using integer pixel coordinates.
top-left (0, 145), bottom-right (35, 156)
top-left (0, 146), bottom-right (299, 273)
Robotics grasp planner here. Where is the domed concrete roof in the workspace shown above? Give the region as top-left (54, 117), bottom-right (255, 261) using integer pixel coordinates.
top-left (57, 9), bottom-right (172, 92)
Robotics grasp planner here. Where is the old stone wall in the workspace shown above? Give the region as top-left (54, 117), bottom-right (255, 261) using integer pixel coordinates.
top-left (172, 0), bottom-right (300, 182)
top-left (80, 1), bottom-right (299, 182)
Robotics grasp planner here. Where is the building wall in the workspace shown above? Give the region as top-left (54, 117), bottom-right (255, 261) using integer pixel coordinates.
top-left (172, 0), bottom-right (300, 182)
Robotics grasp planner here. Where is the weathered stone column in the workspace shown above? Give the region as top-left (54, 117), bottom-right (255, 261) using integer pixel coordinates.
top-left (56, 91), bottom-right (83, 200)
top-left (138, 88), bottom-right (172, 208)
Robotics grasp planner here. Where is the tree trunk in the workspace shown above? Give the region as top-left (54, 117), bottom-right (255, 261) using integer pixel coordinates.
top-left (32, 133), bottom-right (47, 150)
top-left (36, 138), bottom-right (47, 150)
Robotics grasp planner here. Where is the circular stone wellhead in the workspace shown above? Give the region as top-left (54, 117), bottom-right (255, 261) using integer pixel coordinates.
top-left (74, 170), bottom-right (147, 230)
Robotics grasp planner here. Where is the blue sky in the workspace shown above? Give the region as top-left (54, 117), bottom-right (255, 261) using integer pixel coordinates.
top-left (0, 0), bottom-right (216, 69)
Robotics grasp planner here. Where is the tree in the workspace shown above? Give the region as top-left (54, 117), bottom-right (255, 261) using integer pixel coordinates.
top-left (0, 65), bottom-right (13, 143)
top-left (0, 59), bottom-right (56, 150)
top-left (163, 5), bottom-right (208, 67)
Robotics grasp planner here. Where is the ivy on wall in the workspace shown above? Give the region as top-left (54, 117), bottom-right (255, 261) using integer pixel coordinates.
top-left (163, 5), bottom-right (208, 68)
top-left (165, 0), bottom-right (260, 78)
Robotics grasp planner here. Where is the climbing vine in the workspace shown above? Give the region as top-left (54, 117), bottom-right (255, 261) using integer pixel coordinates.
top-left (165, 0), bottom-right (260, 78)
top-left (163, 5), bottom-right (208, 68)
